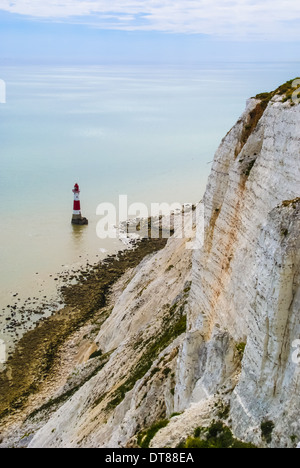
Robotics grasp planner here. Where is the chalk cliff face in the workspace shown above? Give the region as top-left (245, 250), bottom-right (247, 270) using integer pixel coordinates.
top-left (17, 86), bottom-right (300, 448)
top-left (172, 94), bottom-right (300, 448)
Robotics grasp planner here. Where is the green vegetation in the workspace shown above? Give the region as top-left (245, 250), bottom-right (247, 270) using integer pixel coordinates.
top-left (243, 160), bottom-right (256, 177)
top-left (162, 367), bottom-right (172, 377)
top-left (217, 403), bottom-right (231, 420)
top-left (20, 431), bottom-right (34, 440)
top-left (193, 427), bottom-right (204, 438)
top-left (255, 78), bottom-right (300, 106)
top-left (103, 304), bottom-right (187, 412)
top-left (137, 419), bottom-right (169, 448)
top-left (183, 281), bottom-right (192, 294)
top-left (170, 412), bottom-right (182, 418)
top-left (235, 342), bottom-right (246, 359)
top-left (89, 349), bottom-right (103, 360)
top-left (236, 78), bottom-right (300, 161)
top-left (150, 367), bottom-right (160, 377)
top-left (261, 420), bottom-right (275, 444)
top-left (178, 421), bottom-right (257, 449)
top-left (277, 79), bottom-right (300, 104)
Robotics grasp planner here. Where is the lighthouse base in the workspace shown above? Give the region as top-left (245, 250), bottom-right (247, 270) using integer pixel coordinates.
top-left (72, 216), bottom-right (88, 226)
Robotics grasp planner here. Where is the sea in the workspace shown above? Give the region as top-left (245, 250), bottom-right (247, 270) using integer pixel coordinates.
top-left (0, 61), bottom-right (299, 359)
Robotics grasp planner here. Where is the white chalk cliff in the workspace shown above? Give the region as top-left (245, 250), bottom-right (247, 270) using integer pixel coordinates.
top-left (20, 86), bottom-right (300, 448)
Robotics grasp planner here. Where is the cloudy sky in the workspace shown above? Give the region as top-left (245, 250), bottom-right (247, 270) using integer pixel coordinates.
top-left (0, 0), bottom-right (300, 62)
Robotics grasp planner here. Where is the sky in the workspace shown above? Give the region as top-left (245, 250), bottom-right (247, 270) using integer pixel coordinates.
top-left (0, 0), bottom-right (300, 63)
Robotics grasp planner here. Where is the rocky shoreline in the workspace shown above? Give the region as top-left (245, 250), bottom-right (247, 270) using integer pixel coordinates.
top-left (0, 229), bottom-right (168, 438)
top-left (1, 81), bottom-right (299, 448)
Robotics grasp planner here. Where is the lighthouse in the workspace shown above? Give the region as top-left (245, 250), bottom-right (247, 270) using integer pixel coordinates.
top-left (72, 183), bottom-right (88, 225)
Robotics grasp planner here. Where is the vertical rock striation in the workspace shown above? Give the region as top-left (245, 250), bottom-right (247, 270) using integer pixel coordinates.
top-left (174, 92), bottom-right (300, 447)
top-left (4, 83), bottom-right (299, 449)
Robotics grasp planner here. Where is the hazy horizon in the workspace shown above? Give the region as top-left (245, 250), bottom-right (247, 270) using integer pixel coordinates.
top-left (0, 2), bottom-right (300, 66)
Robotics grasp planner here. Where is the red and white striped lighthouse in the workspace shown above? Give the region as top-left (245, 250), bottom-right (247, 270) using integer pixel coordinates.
top-left (72, 183), bottom-right (88, 225)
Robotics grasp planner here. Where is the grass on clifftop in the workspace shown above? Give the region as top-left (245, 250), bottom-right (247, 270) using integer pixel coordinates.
top-left (255, 78), bottom-right (300, 106)
top-left (235, 78), bottom-right (300, 160)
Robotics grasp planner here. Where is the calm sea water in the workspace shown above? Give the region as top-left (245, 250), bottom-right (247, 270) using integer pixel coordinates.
top-left (0, 61), bottom-right (299, 355)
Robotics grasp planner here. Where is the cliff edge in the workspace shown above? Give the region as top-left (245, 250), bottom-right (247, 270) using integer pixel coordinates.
top-left (1, 80), bottom-right (299, 448)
